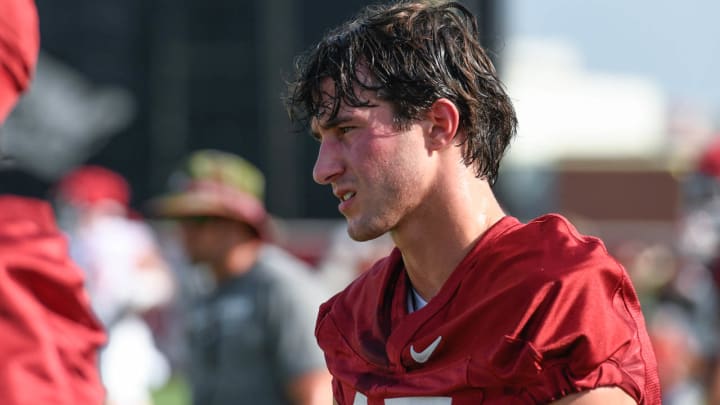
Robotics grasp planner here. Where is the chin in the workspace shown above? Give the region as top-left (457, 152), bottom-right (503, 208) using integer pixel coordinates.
top-left (346, 218), bottom-right (389, 242)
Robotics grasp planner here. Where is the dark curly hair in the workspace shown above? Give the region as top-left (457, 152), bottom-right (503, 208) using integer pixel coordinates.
top-left (285, 0), bottom-right (517, 184)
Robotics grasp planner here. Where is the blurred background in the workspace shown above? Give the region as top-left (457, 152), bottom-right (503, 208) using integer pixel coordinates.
top-left (4, 0), bottom-right (720, 404)
top-left (5, 0), bottom-right (719, 224)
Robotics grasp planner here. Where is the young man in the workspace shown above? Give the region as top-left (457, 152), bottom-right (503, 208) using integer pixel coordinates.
top-left (285, 1), bottom-right (660, 404)
top-left (0, 0), bottom-right (106, 403)
top-left (149, 149), bottom-right (332, 405)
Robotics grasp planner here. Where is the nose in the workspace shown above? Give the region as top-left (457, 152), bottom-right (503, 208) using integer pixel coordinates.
top-left (312, 138), bottom-right (343, 185)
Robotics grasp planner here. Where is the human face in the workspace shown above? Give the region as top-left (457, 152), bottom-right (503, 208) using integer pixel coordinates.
top-left (311, 80), bottom-right (433, 241)
top-left (178, 217), bottom-right (234, 263)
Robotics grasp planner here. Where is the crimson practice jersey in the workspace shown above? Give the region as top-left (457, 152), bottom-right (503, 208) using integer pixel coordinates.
top-left (316, 214), bottom-right (660, 404)
top-left (0, 0), bottom-right (39, 120)
top-left (0, 196), bottom-right (106, 404)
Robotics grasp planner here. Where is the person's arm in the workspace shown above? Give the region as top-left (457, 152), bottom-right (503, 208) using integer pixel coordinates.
top-left (287, 370), bottom-right (333, 405)
top-left (261, 248), bottom-right (335, 405)
top-left (549, 386), bottom-right (636, 405)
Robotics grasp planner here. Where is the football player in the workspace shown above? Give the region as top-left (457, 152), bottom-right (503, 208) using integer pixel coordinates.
top-left (285, 1), bottom-right (661, 404)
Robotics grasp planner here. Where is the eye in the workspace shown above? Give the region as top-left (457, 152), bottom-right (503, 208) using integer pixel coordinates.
top-left (338, 126), bottom-right (355, 135)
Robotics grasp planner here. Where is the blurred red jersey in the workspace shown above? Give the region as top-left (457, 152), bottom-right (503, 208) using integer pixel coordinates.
top-left (0, 0), bottom-right (39, 120)
top-left (0, 196), bottom-right (106, 404)
top-left (316, 214), bottom-right (660, 404)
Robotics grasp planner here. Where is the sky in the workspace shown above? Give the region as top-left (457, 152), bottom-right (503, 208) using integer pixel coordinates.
top-left (504, 0), bottom-right (720, 125)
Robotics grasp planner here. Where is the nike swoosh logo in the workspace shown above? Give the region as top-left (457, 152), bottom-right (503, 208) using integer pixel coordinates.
top-left (410, 335), bottom-right (442, 363)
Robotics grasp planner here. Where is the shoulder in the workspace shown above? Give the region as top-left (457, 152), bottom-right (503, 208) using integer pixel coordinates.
top-left (256, 245), bottom-right (316, 283)
top-left (512, 213), bottom-right (608, 256)
top-left (478, 214), bottom-right (632, 334)
top-left (490, 214), bottom-right (622, 284)
top-left (254, 244), bottom-right (330, 299)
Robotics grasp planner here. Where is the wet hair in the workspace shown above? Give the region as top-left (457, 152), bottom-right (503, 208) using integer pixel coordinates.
top-left (285, 0), bottom-right (517, 184)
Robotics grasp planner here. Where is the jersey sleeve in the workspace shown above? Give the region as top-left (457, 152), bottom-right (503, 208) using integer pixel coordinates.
top-left (479, 254), bottom-right (657, 403)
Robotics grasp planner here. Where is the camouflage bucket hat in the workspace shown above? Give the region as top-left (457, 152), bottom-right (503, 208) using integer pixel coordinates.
top-left (149, 149), bottom-right (269, 239)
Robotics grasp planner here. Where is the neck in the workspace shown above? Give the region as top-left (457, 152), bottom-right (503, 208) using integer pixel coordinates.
top-left (392, 179), bottom-right (504, 302)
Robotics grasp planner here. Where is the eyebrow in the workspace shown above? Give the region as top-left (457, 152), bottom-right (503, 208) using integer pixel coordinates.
top-left (310, 114), bottom-right (354, 138)
top-left (320, 114), bottom-right (354, 130)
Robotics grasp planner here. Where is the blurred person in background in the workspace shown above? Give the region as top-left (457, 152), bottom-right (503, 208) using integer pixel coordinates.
top-left (647, 303), bottom-right (705, 405)
top-left (673, 135), bottom-right (720, 404)
top-left (148, 149), bottom-right (332, 405)
top-left (286, 1), bottom-right (660, 403)
top-left (0, 0), bottom-right (106, 403)
top-left (53, 165), bottom-right (175, 405)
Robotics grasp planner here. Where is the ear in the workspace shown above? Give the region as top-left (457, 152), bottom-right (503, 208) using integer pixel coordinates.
top-left (424, 98), bottom-right (460, 151)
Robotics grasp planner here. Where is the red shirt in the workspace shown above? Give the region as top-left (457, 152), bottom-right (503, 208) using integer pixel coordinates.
top-left (316, 214), bottom-right (660, 404)
top-left (0, 196), bottom-right (106, 404)
top-left (0, 0), bottom-right (39, 120)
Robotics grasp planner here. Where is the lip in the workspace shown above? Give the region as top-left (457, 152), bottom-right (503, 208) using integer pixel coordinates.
top-left (338, 195), bottom-right (354, 214)
top-left (333, 187), bottom-right (356, 214)
top-left (333, 186), bottom-right (353, 200)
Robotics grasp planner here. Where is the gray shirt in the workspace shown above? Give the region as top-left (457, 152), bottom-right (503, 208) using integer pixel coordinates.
top-left (188, 245), bottom-right (328, 405)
